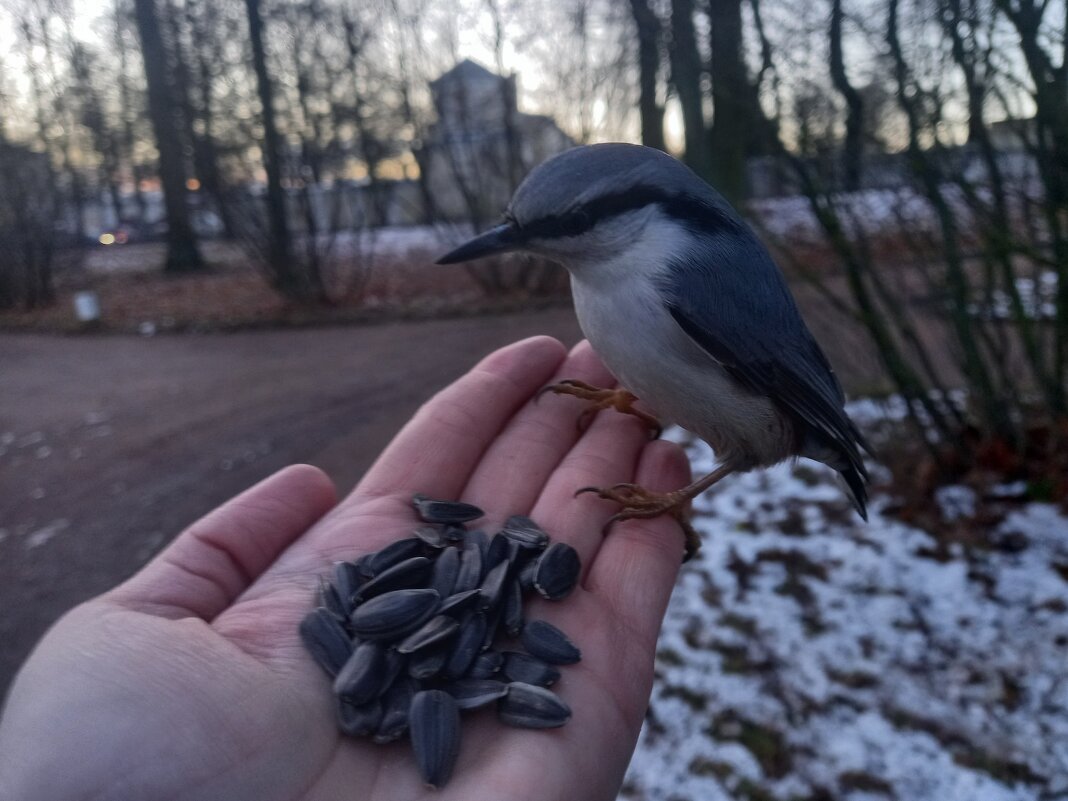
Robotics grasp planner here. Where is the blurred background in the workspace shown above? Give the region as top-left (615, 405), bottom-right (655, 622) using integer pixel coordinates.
top-left (1, 0), bottom-right (1067, 798)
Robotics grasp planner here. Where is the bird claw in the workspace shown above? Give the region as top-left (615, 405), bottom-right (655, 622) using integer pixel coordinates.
top-left (575, 482), bottom-right (702, 561)
top-left (536, 379), bottom-right (662, 439)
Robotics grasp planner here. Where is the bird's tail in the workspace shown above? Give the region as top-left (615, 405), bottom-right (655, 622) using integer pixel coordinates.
top-left (837, 462), bottom-right (869, 521)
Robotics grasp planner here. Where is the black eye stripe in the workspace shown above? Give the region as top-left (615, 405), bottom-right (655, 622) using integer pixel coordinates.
top-left (514, 186), bottom-right (736, 241)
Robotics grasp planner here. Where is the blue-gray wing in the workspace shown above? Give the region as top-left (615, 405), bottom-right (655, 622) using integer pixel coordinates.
top-left (658, 226), bottom-right (867, 477)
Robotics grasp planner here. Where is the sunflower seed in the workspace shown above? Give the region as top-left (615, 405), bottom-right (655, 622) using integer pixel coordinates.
top-left (334, 641), bottom-right (388, 704)
top-left (467, 649), bottom-right (504, 679)
top-left (478, 559), bottom-right (510, 612)
top-left (413, 525), bottom-right (448, 549)
top-left (381, 646), bottom-right (407, 689)
top-left (453, 543), bottom-right (484, 594)
top-left (350, 589), bottom-right (440, 641)
top-left (520, 620), bottom-right (581, 665)
top-left (353, 552), bottom-right (376, 578)
top-left (374, 678), bottom-right (416, 744)
top-left (443, 525), bottom-right (467, 544)
top-left (408, 645), bottom-right (448, 680)
top-left (338, 696), bottom-right (383, 737)
top-left (501, 515), bottom-right (550, 551)
top-left (318, 575), bottom-right (348, 621)
top-left (367, 537), bottom-right (426, 575)
top-left (429, 546), bottom-right (460, 598)
top-left (533, 542), bottom-right (581, 600)
top-left (438, 588), bottom-right (482, 617)
top-left (464, 528), bottom-right (490, 562)
top-left (502, 651), bottom-right (560, 687)
top-left (517, 559), bottom-right (538, 593)
top-left (410, 690), bottom-right (461, 789)
top-left (300, 607), bottom-right (354, 677)
top-left (445, 679), bottom-right (509, 710)
top-left (413, 494), bottom-right (484, 525)
top-left (485, 534), bottom-right (511, 572)
top-left (443, 610), bottom-right (486, 679)
top-left (498, 682), bottom-right (571, 729)
top-left (481, 602), bottom-right (503, 652)
top-left (334, 561), bottom-right (364, 603)
top-left (397, 615), bottom-right (460, 655)
top-left (502, 579), bottom-right (524, 637)
top-left (354, 556), bottom-right (433, 604)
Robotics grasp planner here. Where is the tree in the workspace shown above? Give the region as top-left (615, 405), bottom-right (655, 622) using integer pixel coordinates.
top-left (132, 0), bottom-right (205, 273)
top-left (628, 0), bottom-right (666, 151)
top-left (707, 0), bottom-right (749, 202)
top-left (243, 0), bottom-right (324, 301)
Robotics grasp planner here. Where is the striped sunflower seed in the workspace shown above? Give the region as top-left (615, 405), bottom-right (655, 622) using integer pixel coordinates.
top-left (533, 541), bottom-right (581, 600)
top-left (413, 525), bottom-right (449, 549)
top-left (397, 615), bottom-right (460, 655)
top-left (374, 678), bottom-right (416, 744)
top-left (502, 651), bottom-right (560, 687)
top-left (520, 620), bottom-right (581, 665)
top-left (502, 579), bottom-right (524, 637)
top-left (452, 543), bottom-right (484, 594)
top-left (445, 679), bottom-right (509, 710)
top-left (442, 610), bottom-right (486, 680)
top-left (350, 588), bottom-right (440, 641)
top-left (438, 588), bottom-right (481, 617)
top-left (367, 537), bottom-right (426, 576)
top-left (333, 561), bottom-right (364, 605)
top-left (354, 556), bottom-right (433, 604)
top-left (408, 645), bottom-right (448, 680)
top-left (429, 546), bottom-right (460, 598)
top-left (317, 575), bottom-right (348, 621)
top-left (413, 494), bottom-right (484, 525)
top-left (338, 696), bottom-right (384, 737)
top-left (501, 515), bottom-right (550, 551)
top-left (498, 682), bottom-right (571, 729)
top-left (463, 528), bottom-right (490, 562)
top-left (300, 607), bottom-right (354, 677)
top-left (334, 641), bottom-right (388, 704)
top-left (477, 559), bottom-right (510, 613)
top-left (467, 649), bottom-right (504, 679)
top-left (409, 690), bottom-right (461, 789)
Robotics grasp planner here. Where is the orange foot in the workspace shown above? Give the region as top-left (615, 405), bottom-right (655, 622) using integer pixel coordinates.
top-left (538, 379), bottom-right (662, 439)
top-left (577, 482), bottom-right (701, 561)
top-left (576, 465), bottom-right (736, 562)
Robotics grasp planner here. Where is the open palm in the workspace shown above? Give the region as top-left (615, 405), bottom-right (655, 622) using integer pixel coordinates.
top-left (0, 337), bottom-right (690, 801)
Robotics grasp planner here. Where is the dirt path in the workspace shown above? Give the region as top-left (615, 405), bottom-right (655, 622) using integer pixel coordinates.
top-left (0, 309), bottom-right (582, 697)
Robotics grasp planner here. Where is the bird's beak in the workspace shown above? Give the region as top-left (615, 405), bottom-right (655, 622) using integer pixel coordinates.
top-left (436, 223), bottom-right (521, 264)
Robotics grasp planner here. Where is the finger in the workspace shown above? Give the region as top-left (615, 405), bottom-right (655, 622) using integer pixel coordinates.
top-left (108, 465), bottom-right (337, 620)
top-left (460, 340), bottom-right (616, 524)
top-left (348, 336), bottom-right (566, 506)
top-left (264, 336), bottom-right (567, 569)
top-left (526, 399), bottom-right (654, 572)
top-left (585, 440), bottom-right (691, 649)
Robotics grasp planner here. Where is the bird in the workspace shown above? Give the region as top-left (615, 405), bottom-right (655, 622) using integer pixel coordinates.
top-left (437, 143), bottom-right (869, 559)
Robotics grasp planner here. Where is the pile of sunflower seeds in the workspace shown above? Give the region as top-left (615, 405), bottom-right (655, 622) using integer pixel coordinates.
top-left (299, 494), bottom-right (583, 789)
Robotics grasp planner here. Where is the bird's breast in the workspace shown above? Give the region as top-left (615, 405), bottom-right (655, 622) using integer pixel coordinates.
top-left (569, 272), bottom-right (795, 468)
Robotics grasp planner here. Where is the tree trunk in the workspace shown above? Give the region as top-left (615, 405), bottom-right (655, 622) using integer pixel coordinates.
top-left (707, 0), bottom-right (748, 202)
top-left (628, 0), bottom-right (666, 151)
top-left (669, 0), bottom-right (709, 179)
top-left (132, 0), bottom-right (205, 273)
top-left (245, 0), bottom-right (312, 299)
top-left (829, 0), bottom-right (863, 191)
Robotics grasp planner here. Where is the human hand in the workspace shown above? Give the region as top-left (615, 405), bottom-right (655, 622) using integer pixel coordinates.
top-left (0, 336), bottom-right (690, 801)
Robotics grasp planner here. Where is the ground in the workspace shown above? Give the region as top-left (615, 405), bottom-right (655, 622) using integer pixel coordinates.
top-left (0, 308), bottom-right (582, 696)
top-left (623, 424), bottom-right (1068, 801)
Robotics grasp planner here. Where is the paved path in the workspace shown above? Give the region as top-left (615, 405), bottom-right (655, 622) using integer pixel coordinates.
top-left (0, 309), bottom-right (582, 697)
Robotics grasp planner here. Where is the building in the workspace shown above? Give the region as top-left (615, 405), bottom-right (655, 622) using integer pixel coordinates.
top-left (417, 59), bottom-right (573, 224)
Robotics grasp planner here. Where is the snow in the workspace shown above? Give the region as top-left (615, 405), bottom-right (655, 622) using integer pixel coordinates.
top-left (622, 428), bottom-right (1068, 801)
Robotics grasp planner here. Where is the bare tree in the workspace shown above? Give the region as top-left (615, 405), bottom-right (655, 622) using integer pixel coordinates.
top-left (133, 0), bottom-right (205, 272)
top-left (628, 0), bottom-right (666, 150)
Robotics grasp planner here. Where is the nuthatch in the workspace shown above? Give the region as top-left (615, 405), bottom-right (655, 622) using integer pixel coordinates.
top-left (438, 143), bottom-right (868, 557)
